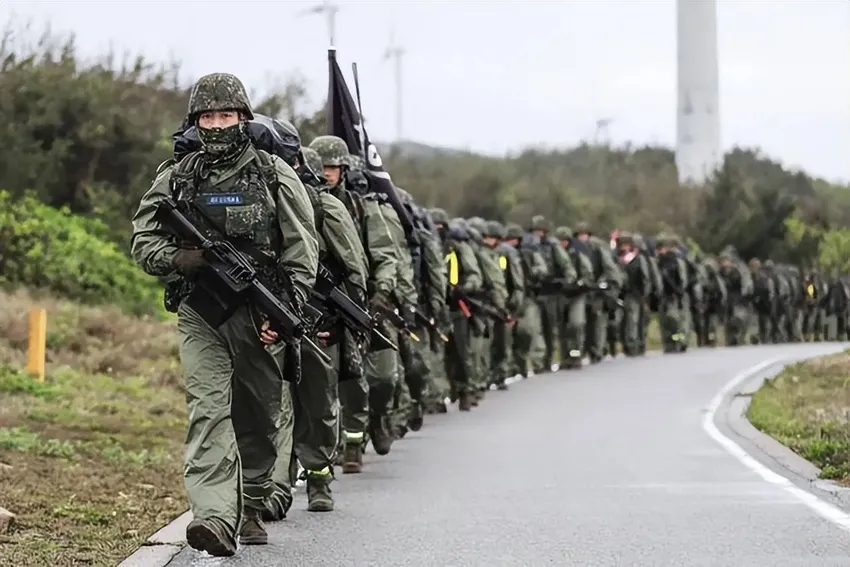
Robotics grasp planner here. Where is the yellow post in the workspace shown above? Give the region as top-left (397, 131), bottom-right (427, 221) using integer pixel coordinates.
top-left (25, 308), bottom-right (47, 383)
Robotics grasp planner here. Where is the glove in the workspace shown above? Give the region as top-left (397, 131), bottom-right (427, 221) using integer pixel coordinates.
top-left (402, 305), bottom-right (417, 328)
top-left (173, 248), bottom-right (205, 276)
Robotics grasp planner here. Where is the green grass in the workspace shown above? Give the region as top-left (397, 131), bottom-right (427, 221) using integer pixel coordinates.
top-left (748, 353), bottom-right (850, 482)
top-left (0, 289), bottom-right (187, 567)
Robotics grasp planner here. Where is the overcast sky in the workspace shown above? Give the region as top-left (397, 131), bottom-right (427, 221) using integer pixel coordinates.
top-left (2, 0), bottom-right (848, 182)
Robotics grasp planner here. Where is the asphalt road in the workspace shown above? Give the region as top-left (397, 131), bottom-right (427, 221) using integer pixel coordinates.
top-left (166, 344), bottom-right (850, 567)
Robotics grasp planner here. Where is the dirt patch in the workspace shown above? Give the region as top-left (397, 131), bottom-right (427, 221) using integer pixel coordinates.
top-left (0, 289), bottom-right (187, 566)
top-left (748, 351), bottom-right (850, 482)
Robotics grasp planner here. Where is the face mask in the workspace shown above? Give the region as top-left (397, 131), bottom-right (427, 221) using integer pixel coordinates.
top-left (197, 122), bottom-right (248, 156)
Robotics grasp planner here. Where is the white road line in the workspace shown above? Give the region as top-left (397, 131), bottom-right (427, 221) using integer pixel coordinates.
top-left (703, 357), bottom-right (850, 532)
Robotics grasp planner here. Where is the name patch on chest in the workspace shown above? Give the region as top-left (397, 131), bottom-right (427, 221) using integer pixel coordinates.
top-left (203, 194), bottom-right (244, 206)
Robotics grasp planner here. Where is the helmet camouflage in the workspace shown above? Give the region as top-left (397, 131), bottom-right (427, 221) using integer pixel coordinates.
top-left (554, 226), bottom-right (573, 241)
top-left (309, 135), bottom-right (350, 167)
top-left (301, 147), bottom-right (324, 177)
top-left (430, 208), bottom-right (449, 225)
top-left (188, 73), bottom-right (254, 121)
top-left (575, 221), bottom-right (591, 235)
top-left (530, 215), bottom-right (551, 232)
top-left (468, 217), bottom-right (488, 234)
top-left (505, 223), bottom-right (524, 240)
top-left (485, 220), bottom-right (505, 239)
top-left (617, 230), bottom-right (634, 245)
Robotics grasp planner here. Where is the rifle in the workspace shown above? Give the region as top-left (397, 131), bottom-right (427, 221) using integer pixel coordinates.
top-left (563, 281), bottom-right (625, 309)
top-left (412, 306), bottom-right (449, 343)
top-left (451, 288), bottom-right (513, 323)
top-left (154, 198), bottom-right (330, 368)
top-left (310, 264), bottom-right (397, 351)
top-left (372, 300), bottom-right (421, 342)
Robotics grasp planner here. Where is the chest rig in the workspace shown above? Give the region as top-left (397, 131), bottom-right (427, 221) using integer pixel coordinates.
top-left (163, 149), bottom-right (286, 312)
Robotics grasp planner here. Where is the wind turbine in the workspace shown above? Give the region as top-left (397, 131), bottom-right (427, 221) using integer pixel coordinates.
top-left (594, 117), bottom-right (614, 145)
top-left (298, 0), bottom-right (340, 46)
top-left (383, 28), bottom-right (405, 143)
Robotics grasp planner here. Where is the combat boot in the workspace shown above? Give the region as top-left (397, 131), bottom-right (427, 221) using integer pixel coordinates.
top-left (305, 468), bottom-right (334, 512)
top-left (458, 390), bottom-right (473, 411)
top-left (342, 441), bottom-right (363, 474)
top-left (238, 508), bottom-right (268, 545)
top-left (407, 401), bottom-right (424, 431)
top-left (186, 517), bottom-right (236, 557)
top-left (261, 486), bottom-right (292, 522)
top-left (370, 415), bottom-right (393, 455)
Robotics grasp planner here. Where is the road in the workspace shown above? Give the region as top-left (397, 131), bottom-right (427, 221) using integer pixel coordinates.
top-left (166, 344), bottom-right (850, 566)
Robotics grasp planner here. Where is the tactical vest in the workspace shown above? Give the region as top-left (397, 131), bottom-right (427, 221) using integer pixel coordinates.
top-left (163, 148), bottom-right (284, 311)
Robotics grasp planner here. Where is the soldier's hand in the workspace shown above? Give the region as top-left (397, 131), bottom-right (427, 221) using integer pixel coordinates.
top-left (173, 248), bottom-right (205, 276)
top-left (259, 320), bottom-right (278, 345)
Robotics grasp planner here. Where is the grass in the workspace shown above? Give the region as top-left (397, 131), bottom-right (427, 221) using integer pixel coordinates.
top-left (748, 352), bottom-right (850, 483)
top-left (0, 288), bottom-right (187, 567)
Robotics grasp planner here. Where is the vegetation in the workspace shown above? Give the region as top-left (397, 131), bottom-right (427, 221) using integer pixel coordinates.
top-left (748, 353), bottom-right (850, 484)
top-left (0, 288), bottom-right (185, 566)
top-left (0, 19), bottom-right (846, 564)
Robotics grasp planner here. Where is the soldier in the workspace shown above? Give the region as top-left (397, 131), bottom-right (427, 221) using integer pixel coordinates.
top-left (803, 268), bottom-right (828, 341)
top-left (528, 216), bottom-right (576, 372)
top-left (130, 73), bottom-right (319, 555)
top-left (698, 253), bottom-right (727, 347)
top-left (504, 223), bottom-right (548, 377)
top-left (491, 221), bottom-right (525, 389)
top-left (749, 258), bottom-right (775, 344)
top-left (555, 226), bottom-right (593, 369)
top-left (469, 216), bottom-right (509, 398)
top-left (615, 231), bottom-right (651, 356)
top-left (575, 223), bottom-right (622, 362)
top-left (718, 247), bottom-right (753, 346)
top-left (762, 259), bottom-right (789, 342)
top-left (655, 234), bottom-right (689, 353)
top-left (308, 136), bottom-right (398, 471)
top-left (264, 144), bottom-right (369, 516)
top-left (634, 234), bottom-right (663, 354)
top-left (438, 214), bottom-right (483, 410)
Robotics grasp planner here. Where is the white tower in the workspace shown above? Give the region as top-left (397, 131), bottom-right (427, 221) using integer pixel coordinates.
top-left (676, 0), bottom-right (721, 185)
top-left (384, 30), bottom-right (405, 143)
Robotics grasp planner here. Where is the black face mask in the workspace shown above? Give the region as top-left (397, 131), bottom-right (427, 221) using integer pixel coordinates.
top-left (198, 122), bottom-right (249, 160)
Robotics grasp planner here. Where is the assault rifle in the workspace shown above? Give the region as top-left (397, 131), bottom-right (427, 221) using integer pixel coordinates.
top-left (452, 288), bottom-right (513, 323)
top-left (563, 280), bottom-right (624, 309)
top-left (154, 197), bottom-right (330, 369)
top-left (412, 306), bottom-right (449, 343)
top-left (310, 264), bottom-right (397, 351)
top-left (371, 300), bottom-right (421, 342)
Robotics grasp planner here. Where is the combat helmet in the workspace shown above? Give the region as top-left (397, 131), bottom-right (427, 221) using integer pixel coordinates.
top-left (504, 223), bottom-right (524, 240)
top-left (554, 226), bottom-right (573, 241)
top-left (468, 217), bottom-right (488, 235)
top-left (187, 73), bottom-right (254, 122)
top-left (430, 208), bottom-right (449, 226)
top-left (575, 221), bottom-right (592, 236)
top-left (530, 215), bottom-right (551, 232)
top-left (748, 258), bottom-right (761, 271)
top-left (617, 230), bottom-right (634, 245)
top-left (485, 220), bottom-right (506, 239)
top-left (309, 135), bottom-right (350, 167)
top-left (301, 147), bottom-right (324, 178)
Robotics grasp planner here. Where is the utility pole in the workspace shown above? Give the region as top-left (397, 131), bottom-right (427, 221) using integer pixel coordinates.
top-left (299, 0), bottom-right (340, 46)
top-left (384, 29), bottom-right (405, 143)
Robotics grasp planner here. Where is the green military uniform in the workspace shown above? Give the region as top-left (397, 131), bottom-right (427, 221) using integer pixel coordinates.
top-left (491, 221), bottom-right (525, 388)
top-left (655, 234), bottom-right (689, 353)
top-left (467, 217), bottom-right (508, 401)
top-left (718, 247), bottom-right (753, 346)
top-left (615, 232), bottom-right (651, 356)
top-left (699, 255), bottom-right (727, 346)
top-left (555, 226), bottom-right (593, 369)
top-left (529, 216), bottom-right (576, 372)
top-left (421, 208), bottom-right (452, 413)
top-left (266, 153), bottom-right (369, 516)
top-left (576, 224), bottom-right (622, 362)
top-left (504, 224), bottom-right (548, 377)
top-left (635, 235), bottom-right (662, 353)
top-left (382, 201), bottom-right (419, 438)
top-left (130, 73), bottom-right (319, 555)
top-left (440, 217), bottom-right (483, 410)
top-left (803, 270), bottom-right (828, 341)
top-left (309, 136), bottom-right (398, 470)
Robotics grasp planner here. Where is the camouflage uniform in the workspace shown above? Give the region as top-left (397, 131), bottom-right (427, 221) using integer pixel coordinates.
top-left (492, 221), bottom-right (525, 388)
top-left (555, 226), bottom-right (593, 368)
top-left (131, 73), bottom-right (318, 554)
top-left (655, 234), bottom-right (689, 352)
top-left (615, 231), bottom-right (651, 356)
top-left (505, 223), bottom-right (548, 377)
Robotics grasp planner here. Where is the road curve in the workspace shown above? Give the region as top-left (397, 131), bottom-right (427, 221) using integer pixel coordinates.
top-left (167, 344), bottom-right (850, 567)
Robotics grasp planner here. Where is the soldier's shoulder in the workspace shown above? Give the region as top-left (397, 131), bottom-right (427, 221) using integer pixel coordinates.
top-left (362, 191), bottom-right (386, 202)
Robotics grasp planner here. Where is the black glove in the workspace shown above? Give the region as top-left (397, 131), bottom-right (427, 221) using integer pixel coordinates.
top-left (402, 305), bottom-right (417, 328)
top-left (173, 249), bottom-right (205, 276)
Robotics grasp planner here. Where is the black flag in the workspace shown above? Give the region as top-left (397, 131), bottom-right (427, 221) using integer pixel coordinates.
top-left (326, 47), bottom-right (416, 238)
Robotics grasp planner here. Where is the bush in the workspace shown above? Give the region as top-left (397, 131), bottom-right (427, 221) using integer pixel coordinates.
top-left (0, 190), bottom-right (164, 316)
